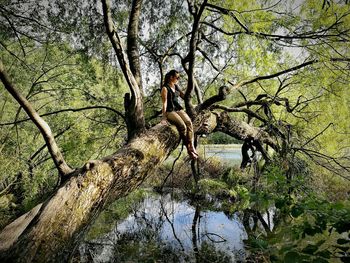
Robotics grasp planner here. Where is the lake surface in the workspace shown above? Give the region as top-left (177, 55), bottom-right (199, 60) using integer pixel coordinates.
top-left (167, 144), bottom-right (242, 166)
top-left (201, 144), bottom-right (242, 165)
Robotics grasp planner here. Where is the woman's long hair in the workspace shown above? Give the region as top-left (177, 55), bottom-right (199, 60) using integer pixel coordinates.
top-left (163, 69), bottom-right (179, 86)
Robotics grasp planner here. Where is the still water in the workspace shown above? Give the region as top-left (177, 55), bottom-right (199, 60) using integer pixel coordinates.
top-left (77, 191), bottom-right (274, 263)
top-left (75, 144), bottom-right (267, 263)
top-left (167, 144), bottom-right (243, 166)
top-left (201, 144), bottom-right (242, 165)
top-left (77, 192), bottom-right (254, 262)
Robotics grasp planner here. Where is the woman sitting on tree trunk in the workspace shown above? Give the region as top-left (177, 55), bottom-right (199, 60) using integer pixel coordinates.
top-left (160, 69), bottom-right (198, 159)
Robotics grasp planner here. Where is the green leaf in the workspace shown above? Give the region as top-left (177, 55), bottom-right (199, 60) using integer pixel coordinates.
top-left (312, 257), bottom-right (329, 263)
top-left (251, 238), bottom-right (269, 249)
top-left (340, 256), bottom-right (350, 263)
top-left (275, 198), bottom-right (285, 209)
top-left (291, 205), bottom-right (304, 218)
top-left (334, 245), bottom-right (350, 252)
top-left (301, 244), bottom-right (319, 254)
top-left (337, 238), bottom-right (350, 245)
top-left (334, 221), bottom-right (350, 233)
top-left (284, 251), bottom-right (302, 263)
top-left (315, 250), bottom-right (331, 259)
top-left (315, 240), bottom-right (326, 247)
top-left (303, 224), bottom-right (322, 236)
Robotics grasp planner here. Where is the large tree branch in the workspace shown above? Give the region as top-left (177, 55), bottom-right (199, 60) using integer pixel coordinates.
top-left (212, 105), bottom-right (267, 123)
top-left (0, 59), bottom-right (73, 177)
top-left (197, 85), bottom-right (229, 111)
top-left (194, 110), bottom-right (278, 151)
top-left (0, 123), bottom-right (179, 262)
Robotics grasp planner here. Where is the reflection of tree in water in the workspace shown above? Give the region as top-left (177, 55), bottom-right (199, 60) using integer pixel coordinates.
top-left (241, 208), bottom-right (277, 262)
top-left (77, 194), bottom-right (248, 262)
top-left (191, 204), bottom-right (234, 263)
top-left (242, 209), bottom-right (273, 236)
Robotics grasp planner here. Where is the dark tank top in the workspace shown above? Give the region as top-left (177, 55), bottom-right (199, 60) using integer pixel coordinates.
top-left (164, 84), bottom-right (183, 112)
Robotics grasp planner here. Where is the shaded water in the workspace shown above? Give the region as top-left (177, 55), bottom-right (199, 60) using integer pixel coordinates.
top-left (77, 191), bottom-right (274, 263)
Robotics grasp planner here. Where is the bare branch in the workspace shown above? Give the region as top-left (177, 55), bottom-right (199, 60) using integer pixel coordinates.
top-left (294, 147), bottom-right (350, 180)
top-left (101, 0), bottom-right (145, 140)
top-left (212, 104), bottom-right (267, 123)
top-left (0, 59), bottom-right (73, 176)
top-left (205, 3), bottom-right (249, 32)
top-left (197, 46), bottom-right (220, 72)
top-left (0, 106), bottom-right (125, 126)
top-left (197, 85), bottom-right (229, 111)
top-left (231, 58), bottom-right (350, 88)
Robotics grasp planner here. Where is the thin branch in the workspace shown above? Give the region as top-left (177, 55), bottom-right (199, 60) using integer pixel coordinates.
top-left (29, 125), bottom-right (72, 164)
top-left (202, 232), bottom-right (227, 243)
top-left (205, 3), bottom-right (249, 32)
top-left (212, 104), bottom-right (267, 123)
top-left (0, 59), bottom-right (73, 176)
top-left (1, 11), bottom-right (26, 56)
top-left (0, 106), bottom-right (125, 126)
top-left (197, 46), bottom-right (220, 72)
top-left (230, 58), bottom-right (350, 88)
top-left (161, 144), bottom-right (184, 189)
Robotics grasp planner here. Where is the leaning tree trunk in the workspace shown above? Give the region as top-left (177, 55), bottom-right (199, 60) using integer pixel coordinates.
top-left (0, 124), bottom-right (179, 263)
top-left (0, 109), bottom-right (278, 263)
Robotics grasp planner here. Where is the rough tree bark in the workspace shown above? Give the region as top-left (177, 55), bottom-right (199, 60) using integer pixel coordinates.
top-left (127, 0), bottom-right (143, 91)
top-left (0, 123), bottom-right (179, 263)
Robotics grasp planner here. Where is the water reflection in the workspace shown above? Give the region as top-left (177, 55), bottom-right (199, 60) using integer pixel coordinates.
top-left (77, 192), bottom-right (250, 262)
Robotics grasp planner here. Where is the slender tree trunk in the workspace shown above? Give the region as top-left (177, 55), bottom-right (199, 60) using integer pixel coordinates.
top-left (0, 60), bottom-right (73, 177)
top-left (127, 0), bottom-right (143, 91)
top-left (102, 0), bottom-right (145, 141)
top-left (184, 0), bottom-right (208, 118)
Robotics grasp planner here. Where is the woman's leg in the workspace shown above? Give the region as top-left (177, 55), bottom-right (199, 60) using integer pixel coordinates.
top-left (176, 110), bottom-right (198, 156)
top-left (166, 111), bottom-right (187, 143)
top-left (166, 111), bottom-right (197, 159)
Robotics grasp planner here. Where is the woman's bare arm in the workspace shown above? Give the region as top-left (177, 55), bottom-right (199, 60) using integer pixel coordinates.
top-left (161, 87), bottom-right (168, 121)
top-left (176, 85), bottom-right (185, 99)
